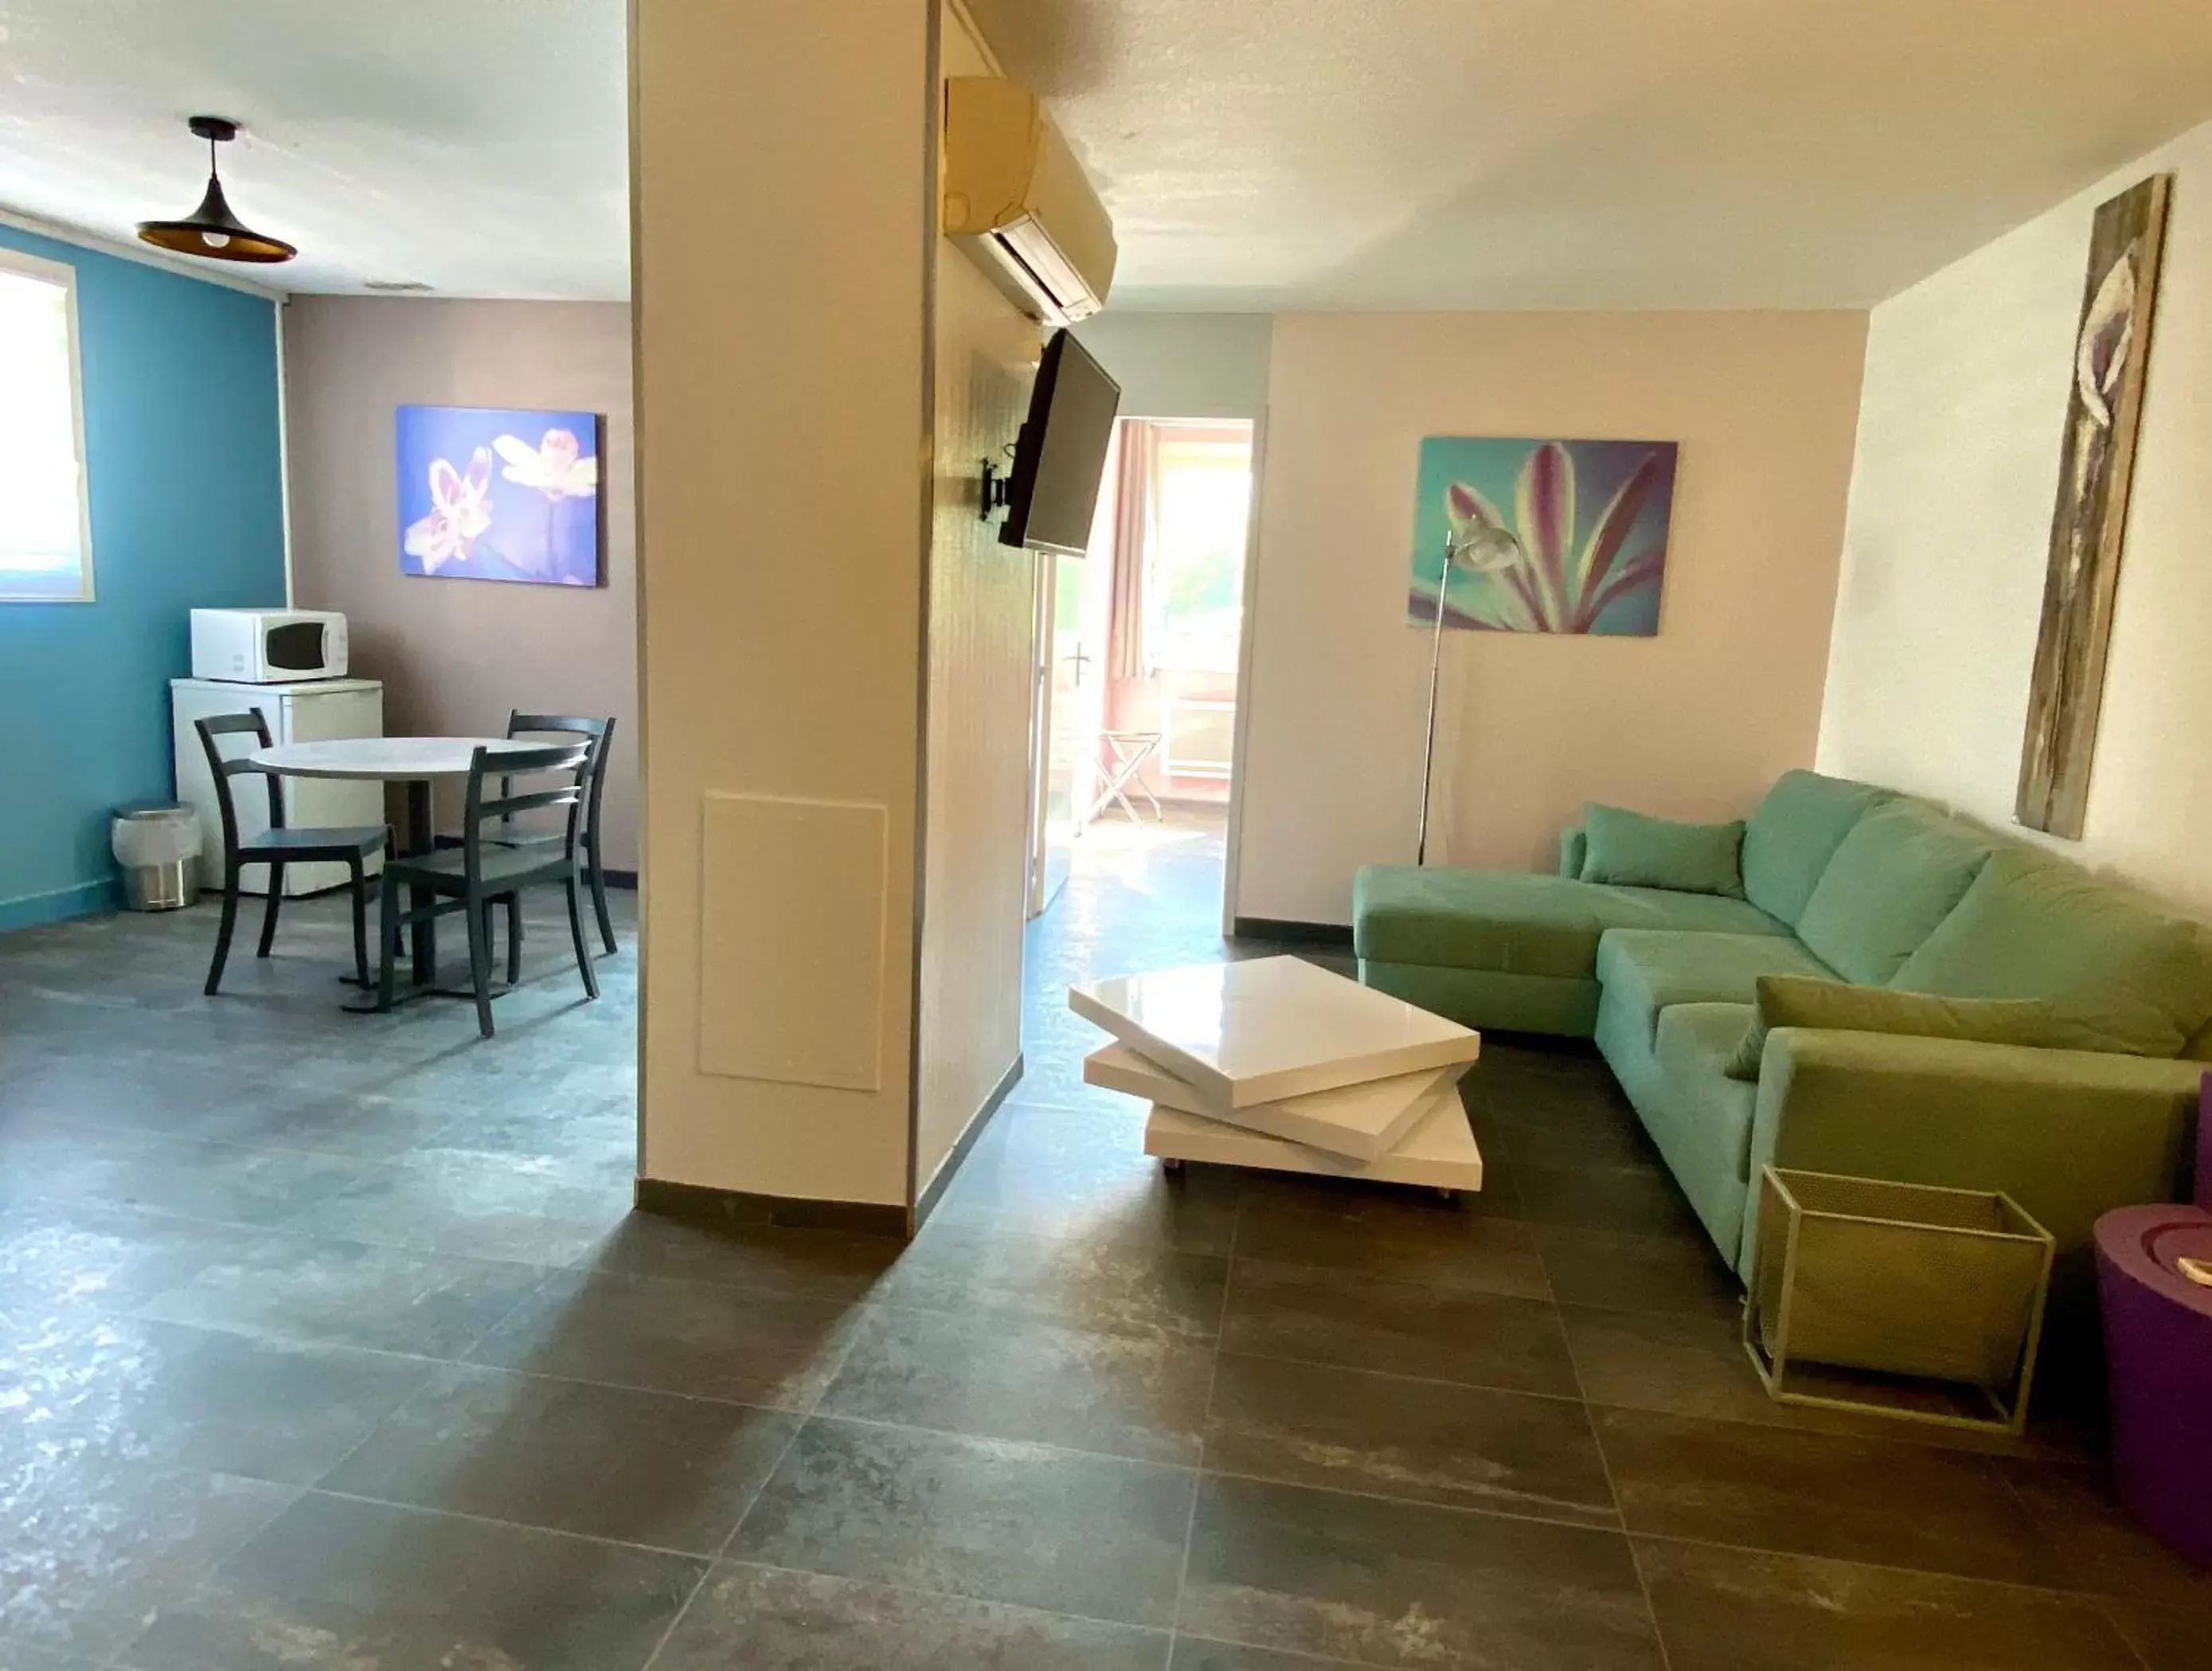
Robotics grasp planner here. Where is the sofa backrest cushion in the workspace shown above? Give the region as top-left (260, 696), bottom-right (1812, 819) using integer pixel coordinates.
top-left (1722, 973), bottom-right (2116, 1081)
top-left (1740, 770), bottom-right (1892, 926)
top-left (1793, 800), bottom-right (1995, 986)
top-left (1578, 803), bottom-right (1744, 898)
top-left (1891, 846), bottom-right (2212, 1057)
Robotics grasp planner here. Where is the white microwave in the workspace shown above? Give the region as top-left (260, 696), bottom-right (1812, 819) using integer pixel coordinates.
top-left (190, 609), bottom-right (350, 683)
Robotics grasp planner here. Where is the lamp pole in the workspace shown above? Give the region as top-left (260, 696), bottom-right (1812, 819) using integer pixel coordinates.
top-left (1417, 522), bottom-right (1522, 866)
top-left (1416, 530), bottom-right (1453, 867)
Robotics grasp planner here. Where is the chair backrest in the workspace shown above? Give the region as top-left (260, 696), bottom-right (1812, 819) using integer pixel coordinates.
top-left (507, 712), bottom-right (616, 851)
top-left (193, 713), bottom-right (282, 853)
top-left (463, 742), bottom-right (592, 881)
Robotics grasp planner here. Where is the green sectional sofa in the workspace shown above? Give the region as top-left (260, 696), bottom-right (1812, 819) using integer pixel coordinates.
top-left (1354, 770), bottom-right (2211, 1340)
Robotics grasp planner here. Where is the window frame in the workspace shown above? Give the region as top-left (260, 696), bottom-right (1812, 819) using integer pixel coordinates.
top-left (0, 244), bottom-right (94, 604)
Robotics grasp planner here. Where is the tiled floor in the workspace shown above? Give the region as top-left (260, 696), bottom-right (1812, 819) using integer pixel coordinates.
top-left (3, 821), bottom-right (2209, 1669)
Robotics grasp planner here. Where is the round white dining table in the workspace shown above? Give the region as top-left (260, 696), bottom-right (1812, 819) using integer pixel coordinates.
top-left (248, 736), bottom-right (542, 1000)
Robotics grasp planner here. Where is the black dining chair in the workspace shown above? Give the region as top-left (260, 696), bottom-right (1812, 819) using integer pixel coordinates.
top-left (195, 713), bottom-right (389, 997)
top-left (485, 713), bottom-right (618, 964)
top-left (377, 741), bottom-right (596, 1038)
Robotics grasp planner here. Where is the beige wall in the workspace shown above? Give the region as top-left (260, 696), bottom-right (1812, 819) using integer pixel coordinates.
top-left (284, 296), bottom-right (639, 867)
top-left (633, 0), bottom-right (930, 1206)
top-left (913, 7), bottom-right (1039, 1195)
top-left (1237, 310), bottom-right (1868, 924)
top-left (1071, 313), bottom-right (1272, 421)
top-left (1819, 116), bottom-right (2212, 914)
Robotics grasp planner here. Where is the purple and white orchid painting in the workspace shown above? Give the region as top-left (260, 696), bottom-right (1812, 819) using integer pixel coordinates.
top-left (1409, 436), bottom-right (1679, 636)
top-left (397, 405), bottom-right (603, 585)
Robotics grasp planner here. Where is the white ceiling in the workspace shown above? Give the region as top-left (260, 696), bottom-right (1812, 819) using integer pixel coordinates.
top-left (968, 0), bottom-right (2212, 310)
top-left (0, 0), bottom-right (628, 298)
top-left (6, 2), bottom-right (2212, 309)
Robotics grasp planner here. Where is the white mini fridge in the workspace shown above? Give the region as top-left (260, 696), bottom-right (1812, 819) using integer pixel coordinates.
top-left (171, 677), bottom-right (386, 896)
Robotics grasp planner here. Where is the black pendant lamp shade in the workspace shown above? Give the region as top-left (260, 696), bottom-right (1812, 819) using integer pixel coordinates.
top-left (137, 116), bottom-right (296, 264)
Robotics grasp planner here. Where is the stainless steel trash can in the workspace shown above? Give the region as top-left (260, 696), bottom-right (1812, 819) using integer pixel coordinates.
top-left (112, 804), bottom-right (203, 911)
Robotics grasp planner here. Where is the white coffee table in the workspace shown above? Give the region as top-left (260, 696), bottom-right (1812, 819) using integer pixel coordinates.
top-left (1070, 956), bottom-right (1483, 1195)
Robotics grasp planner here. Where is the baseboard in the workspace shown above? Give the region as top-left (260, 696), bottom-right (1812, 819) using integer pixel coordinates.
top-left (910, 1051), bottom-right (1023, 1231)
top-left (633, 1176), bottom-right (908, 1241)
top-left (0, 877), bottom-right (119, 933)
top-left (1233, 916), bottom-right (1354, 949)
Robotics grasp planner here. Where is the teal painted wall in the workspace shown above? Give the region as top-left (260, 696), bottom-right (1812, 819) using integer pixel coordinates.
top-left (0, 222), bottom-right (287, 930)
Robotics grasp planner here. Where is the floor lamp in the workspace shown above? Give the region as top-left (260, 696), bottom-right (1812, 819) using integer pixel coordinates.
top-left (1417, 525), bottom-right (1523, 866)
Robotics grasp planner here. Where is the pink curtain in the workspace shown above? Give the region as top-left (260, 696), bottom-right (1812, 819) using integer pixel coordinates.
top-left (1106, 419), bottom-right (1154, 683)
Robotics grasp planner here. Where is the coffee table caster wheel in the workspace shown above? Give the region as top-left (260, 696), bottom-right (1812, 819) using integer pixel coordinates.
top-left (1162, 1158), bottom-right (1186, 1176)
top-left (1435, 1188), bottom-right (1460, 1205)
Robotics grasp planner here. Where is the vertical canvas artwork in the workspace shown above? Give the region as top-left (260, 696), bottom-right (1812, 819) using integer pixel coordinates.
top-left (2016, 174), bottom-right (2172, 839)
top-left (1409, 436), bottom-right (1679, 636)
top-left (396, 404), bottom-right (604, 586)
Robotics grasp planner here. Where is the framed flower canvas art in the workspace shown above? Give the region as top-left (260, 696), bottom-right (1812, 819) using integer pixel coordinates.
top-left (1409, 436), bottom-right (1679, 636)
top-left (395, 404), bottom-right (604, 586)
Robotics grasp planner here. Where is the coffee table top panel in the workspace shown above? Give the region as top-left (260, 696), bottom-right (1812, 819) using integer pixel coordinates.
top-left (1085, 1043), bottom-right (1460, 1161)
top-left (1143, 1090), bottom-right (1483, 1191)
top-left (1069, 955), bottom-right (1479, 1109)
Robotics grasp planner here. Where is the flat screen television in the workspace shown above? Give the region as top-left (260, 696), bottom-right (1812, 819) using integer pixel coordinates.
top-left (999, 329), bottom-right (1122, 555)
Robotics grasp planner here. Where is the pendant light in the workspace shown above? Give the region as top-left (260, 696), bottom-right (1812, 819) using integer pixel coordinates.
top-left (137, 115), bottom-right (296, 264)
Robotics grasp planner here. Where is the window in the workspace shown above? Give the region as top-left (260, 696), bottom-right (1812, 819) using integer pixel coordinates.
top-left (0, 248), bottom-right (92, 601)
top-left (1141, 429), bottom-right (1251, 675)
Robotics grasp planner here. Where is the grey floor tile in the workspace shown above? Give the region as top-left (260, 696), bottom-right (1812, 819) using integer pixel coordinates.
top-left (1998, 1458), bottom-right (2212, 1608)
top-left (137, 1233), bottom-right (549, 1360)
top-left (1511, 1157), bottom-right (1707, 1235)
top-left (88, 1139), bottom-right (373, 1231)
top-left (1, 1316), bottom-right (433, 1485)
top-left (278, 1146), bottom-right (631, 1266)
top-left (1231, 1180), bottom-right (1550, 1297)
top-left (821, 1303), bottom-right (1214, 1465)
top-left (1594, 1407), bottom-right (2062, 1587)
top-left (728, 1417), bottom-right (1196, 1630)
top-left (1169, 1642), bottom-right (1361, 1670)
top-left (581, 1212), bottom-right (901, 1301)
top-left (0, 1203), bottom-right (270, 1317)
top-left (466, 1267), bottom-right (866, 1409)
top-left (1222, 1259), bottom-right (1579, 1395)
top-left (2105, 1598), bottom-right (2212, 1670)
top-left (0, 1642), bottom-right (106, 1670)
top-left (1204, 1352), bottom-right (1616, 1524)
top-left (1178, 1473), bottom-right (1663, 1669)
top-left (1534, 1223), bottom-right (1743, 1319)
top-left (120, 1491), bottom-right (703, 1671)
top-left (884, 1216), bottom-right (1231, 1343)
top-left (934, 1100), bottom-right (1243, 1257)
top-left (651, 1563), bottom-right (1170, 1669)
top-left (319, 1364), bottom-right (801, 1554)
top-left (1482, 1102), bottom-right (1662, 1173)
top-left (0, 1453), bottom-right (294, 1659)
top-left (1636, 1539), bottom-right (2144, 1671)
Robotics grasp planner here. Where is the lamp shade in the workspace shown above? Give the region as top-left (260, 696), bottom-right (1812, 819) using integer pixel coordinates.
top-left (137, 117), bottom-right (295, 265)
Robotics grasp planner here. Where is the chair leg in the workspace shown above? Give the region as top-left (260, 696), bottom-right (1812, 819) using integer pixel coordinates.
top-left (565, 877), bottom-right (600, 1001)
top-left (256, 863), bottom-right (284, 957)
top-left (588, 844), bottom-right (616, 956)
top-left (205, 863), bottom-right (240, 996)
top-left (376, 873), bottom-right (401, 1012)
top-left (505, 894), bottom-right (522, 984)
top-left (349, 859), bottom-right (370, 987)
top-left (465, 889), bottom-right (497, 1038)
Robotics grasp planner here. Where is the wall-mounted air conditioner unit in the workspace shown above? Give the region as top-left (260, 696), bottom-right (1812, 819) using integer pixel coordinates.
top-left (942, 76), bottom-right (1116, 325)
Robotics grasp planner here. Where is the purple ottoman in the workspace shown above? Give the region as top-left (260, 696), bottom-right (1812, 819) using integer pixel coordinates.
top-left (2094, 1071), bottom-right (2212, 1569)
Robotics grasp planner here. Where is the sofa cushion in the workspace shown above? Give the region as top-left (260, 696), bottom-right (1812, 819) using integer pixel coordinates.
top-left (1354, 867), bottom-right (1789, 980)
top-left (1648, 1002), bottom-right (1764, 1255)
top-left (1721, 973), bottom-right (2118, 1082)
top-left (1793, 800), bottom-right (1995, 985)
top-left (1594, 929), bottom-right (1837, 1046)
top-left (1579, 803), bottom-right (1745, 898)
top-left (1740, 769), bottom-right (1893, 927)
top-left (1892, 847), bottom-right (2212, 1057)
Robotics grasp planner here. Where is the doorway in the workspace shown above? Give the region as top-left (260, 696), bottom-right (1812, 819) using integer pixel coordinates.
top-left (1026, 417), bottom-right (1255, 921)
